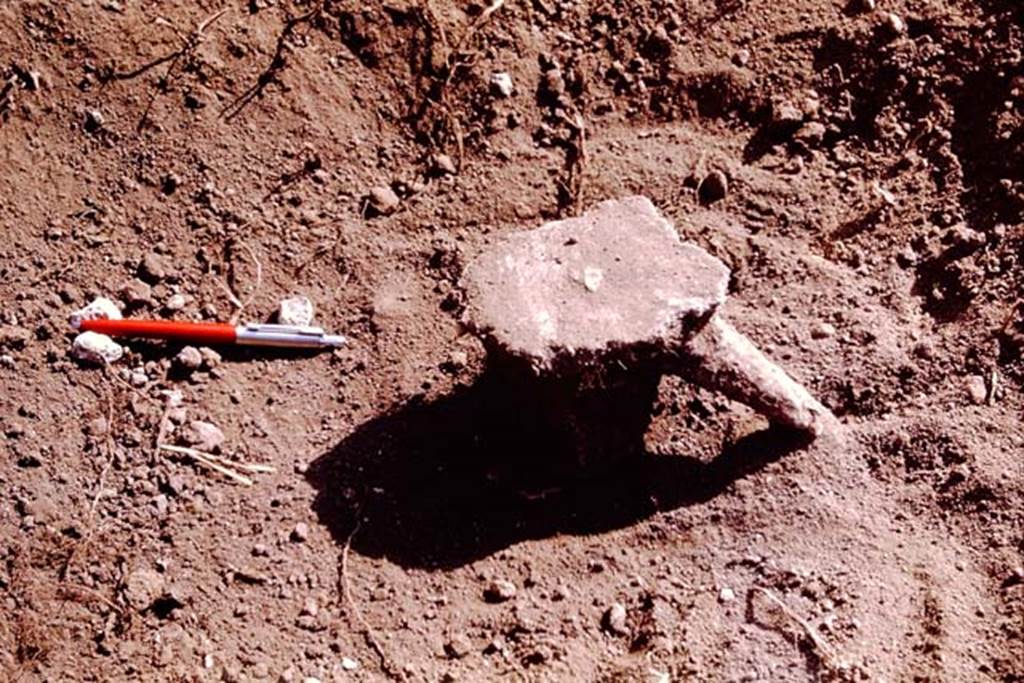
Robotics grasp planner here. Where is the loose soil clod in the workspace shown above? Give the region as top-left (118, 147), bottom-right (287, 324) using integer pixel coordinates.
top-left (463, 195), bottom-right (832, 460)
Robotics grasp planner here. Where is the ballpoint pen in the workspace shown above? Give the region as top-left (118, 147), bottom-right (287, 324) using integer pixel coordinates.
top-left (71, 318), bottom-right (347, 350)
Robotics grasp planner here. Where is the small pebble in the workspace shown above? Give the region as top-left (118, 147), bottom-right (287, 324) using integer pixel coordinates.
top-left (85, 109), bottom-right (104, 133)
top-left (175, 346), bottom-right (203, 371)
top-left (483, 579), bottom-right (517, 603)
top-left (72, 331), bottom-right (123, 365)
top-left (444, 634), bottom-right (472, 659)
top-left (291, 522), bottom-right (310, 543)
top-left (884, 12), bottom-right (905, 36)
top-left (200, 347), bottom-right (222, 369)
top-left (602, 602), bottom-right (629, 636)
top-left (718, 587), bottom-right (736, 603)
top-left (432, 153), bottom-right (457, 176)
top-left (181, 420), bottom-right (226, 452)
top-left (698, 170), bottom-right (729, 204)
top-left (490, 71), bottom-right (514, 97)
top-left (120, 279), bottom-right (153, 307)
top-left (140, 252), bottom-right (170, 282)
top-left (732, 48), bottom-right (751, 67)
top-left (964, 375), bottom-right (987, 405)
top-left (810, 322), bottom-right (836, 340)
top-left (340, 657), bottom-right (359, 671)
top-left (278, 296), bottom-right (315, 327)
top-left (124, 567), bottom-right (165, 609)
top-left (165, 293), bottom-right (187, 311)
top-left (367, 186), bottom-right (400, 216)
top-left (300, 596), bottom-right (318, 617)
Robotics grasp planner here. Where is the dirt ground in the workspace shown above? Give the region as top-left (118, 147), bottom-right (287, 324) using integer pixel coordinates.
top-left (1, 0), bottom-right (1022, 680)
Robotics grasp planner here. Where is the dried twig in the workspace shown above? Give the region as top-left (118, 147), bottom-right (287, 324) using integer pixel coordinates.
top-left (340, 517), bottom-right (404, 680)
top-left (216, 239), bottom-right (264, 324)
top-left (750, 587), bottom-right (840, 663)
top-left (414, 0), bottom-right (507, 167)
top-left (454, 0), bottom-right (506, 52)
top-left (220, 1), bottom-right (324, 121)
top-left (60, 392), bottom-right (118, 581)
top-left (158, 444), bottom-right (257, 486)
top-left (555, 108), bottom-right (587, 216)
top-left (159, 443), bottom-right (275, 473)
top-left (107, 7), bottom-right (230, 131)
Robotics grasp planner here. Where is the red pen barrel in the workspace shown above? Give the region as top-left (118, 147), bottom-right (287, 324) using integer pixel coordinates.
top-left (78, 319), bottom-right (238, 345)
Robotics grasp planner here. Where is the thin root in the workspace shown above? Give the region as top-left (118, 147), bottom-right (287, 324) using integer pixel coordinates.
top-left (341, 517), bottom-right (405, 680)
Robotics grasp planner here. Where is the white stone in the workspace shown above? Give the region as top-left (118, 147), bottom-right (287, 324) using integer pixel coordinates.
top-left (718, 586), bottom-right (736, 603)
top-left (72, 331), bottom-right (123, 365)
top-left (70, 297), bottom-right (122, 327)
top-left (175, 346), bottom-right (203, 371)
top-left (341, 657), bottom-right (359, 671)
top-left (884, 12), bottom-right (905, 35)
top-left (278, 296), bottom-right (315, 327)
top-left (490, 72), bottom-right (514, 97)
top-left (165, 293), bottom-right (187, 311)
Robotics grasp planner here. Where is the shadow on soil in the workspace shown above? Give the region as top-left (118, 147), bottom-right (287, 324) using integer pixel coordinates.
top-left (306, 367), bottom-right (812, 570)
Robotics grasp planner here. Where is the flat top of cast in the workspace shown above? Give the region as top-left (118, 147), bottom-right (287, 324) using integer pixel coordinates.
top-left (463, 196), bottom-right (730, 368)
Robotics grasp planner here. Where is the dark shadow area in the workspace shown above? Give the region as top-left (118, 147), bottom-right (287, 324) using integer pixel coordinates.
top-left (306, 366), bottom-right (813, 570)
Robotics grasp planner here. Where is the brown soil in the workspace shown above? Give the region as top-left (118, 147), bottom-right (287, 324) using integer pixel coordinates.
top-left (1, 0), bottom-right (1022, 681)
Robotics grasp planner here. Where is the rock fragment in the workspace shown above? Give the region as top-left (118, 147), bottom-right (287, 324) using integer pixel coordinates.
top-left (883, 12), bottom-right (906, 37)
top-left (174, 346), bottom-right (203, 372)
top-left (810, 322), bottom-right (836, 340)
top-left (366, 186), bottom-right (400, 216)
top-left (291, 522), bottom-right (310, 543)
top-left (181, 420), bottom-right (225, 452)
top-left (277, 296), bottom-right (315, 327)
top-left (70, 297), bottom-right (122, 327)
top-left (718, 587), bottom-right (736, 603)
top-left (84, 109), bottom-right (104, 133)
top-left (125, 568), bottom-right (165, 610)
top-left (140, 252), bottom-right (170, 282)
top-left (490, 72), bottom-right (513, 97)
top-left (602, 602), bottom-right (629, 635)
top-left (964, 375), bottom-right (987, 405)
top-left (431, 153), bottom-right (457, 176)
top-left (771, 98), bottom-right (805, 130)
top-left (121, 279), bottom-right (153, 307)
top-left (483, 579), bottom-right (517, 603)
top-left (698, 170), bottom-right (729, 204)
top-left (72, 331), bottom-right (123, 365)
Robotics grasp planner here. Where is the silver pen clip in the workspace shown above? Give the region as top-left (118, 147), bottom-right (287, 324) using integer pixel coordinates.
top-left (235, 323), bottom-right (347, 349)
